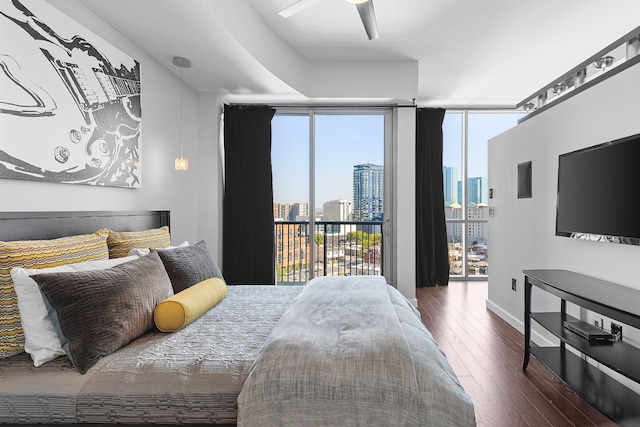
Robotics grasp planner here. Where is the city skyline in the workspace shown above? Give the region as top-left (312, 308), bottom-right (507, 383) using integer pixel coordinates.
top-left (272, 112), bottom-right (523, 210)
top-left (271, 114), bottom-right (384, 207)
top-left (274, 162), bottom-right (383, 221)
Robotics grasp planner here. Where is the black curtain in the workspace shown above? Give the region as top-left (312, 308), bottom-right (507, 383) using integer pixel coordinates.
top-left (415, 108), bottom-right (449, 287)
top-left (223, 105), bottom-right (276, 285)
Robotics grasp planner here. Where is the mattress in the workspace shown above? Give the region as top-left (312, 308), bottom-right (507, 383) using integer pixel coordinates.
top-left (0, 285), bottom-right (302, 424)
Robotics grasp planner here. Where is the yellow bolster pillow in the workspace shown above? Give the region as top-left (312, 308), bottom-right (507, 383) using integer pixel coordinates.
top-left (154, 277), bottom-right (227, 332)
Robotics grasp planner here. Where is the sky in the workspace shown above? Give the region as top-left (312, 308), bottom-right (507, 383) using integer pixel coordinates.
top-left (272, 111), bottom-right (523, 209)
top-left (272, 113), bottom-right (384, 207)
top-left (443, 112), bottom-right (524, 179)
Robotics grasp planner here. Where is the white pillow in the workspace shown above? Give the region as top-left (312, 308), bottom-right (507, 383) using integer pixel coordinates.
top-left (127, 240), bottom-right (189, 257)
top-left (11, 255), bottom-right (139, 367)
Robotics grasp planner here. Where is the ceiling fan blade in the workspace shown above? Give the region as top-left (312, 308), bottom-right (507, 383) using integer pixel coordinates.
top-left (278, 0), bottom-right (323, 18)
top-left (356, 0), bottom-right (379, 40)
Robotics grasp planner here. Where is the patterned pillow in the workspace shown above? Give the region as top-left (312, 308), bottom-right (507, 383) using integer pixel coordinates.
top-left (31, 251), bottom-right (174, 374)
top-left (154, 240), bottom-right (224, 293)
top-left (11, 255), bottom-right (139, 367)
top-left (0, 231), bottom-right (109, 358)
top-left (103, 226), bottom-right (171, 258)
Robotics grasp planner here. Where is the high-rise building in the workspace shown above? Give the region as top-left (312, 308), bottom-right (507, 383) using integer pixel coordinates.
top-left (274, 202), bottom-right (309, 221)
top-left (352, 163), bottom-right (384, 222)
top-left (289, 202), bottom-right (309, 221)
top-left (323, 199), bottom-right (352, 234)
top-left (323, 199), bottom-right (351, 221)
top-left (468, 177), bottom-right (488, 205)
top-left (274, 203), bottom-right (291, 221)
top-left (443, 166), bottom-right (459, 205)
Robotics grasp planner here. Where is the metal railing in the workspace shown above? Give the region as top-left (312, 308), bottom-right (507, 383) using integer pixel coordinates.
top-left (274, 221), bottom-right (383, 285)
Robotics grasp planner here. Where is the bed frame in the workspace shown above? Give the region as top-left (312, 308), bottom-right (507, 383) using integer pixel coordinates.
top-left (0, 211), bottom-right (170, 241)
top-left (0, 210), bottom-right (233, 427)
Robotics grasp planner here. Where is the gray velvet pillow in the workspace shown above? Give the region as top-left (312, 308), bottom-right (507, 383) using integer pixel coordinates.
top-left (154, 240), bottom-right (223, 293)
top-left (31, 251), bottom-right (173, 374)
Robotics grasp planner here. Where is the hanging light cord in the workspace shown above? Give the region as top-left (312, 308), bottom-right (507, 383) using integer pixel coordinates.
top-left (180, 66), bottom-right (183, 158)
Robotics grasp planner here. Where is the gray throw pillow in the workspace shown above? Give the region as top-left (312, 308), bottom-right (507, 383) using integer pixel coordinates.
top-left (154, 240), bottom-right (223, 293)
top-left (31, 251), bottom-right (173, 374)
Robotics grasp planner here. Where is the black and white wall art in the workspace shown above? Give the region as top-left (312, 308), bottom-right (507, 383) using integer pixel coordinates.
top-left (0, 0), bottom-right (142, 188)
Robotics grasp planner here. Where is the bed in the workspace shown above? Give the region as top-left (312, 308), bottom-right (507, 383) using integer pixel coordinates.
top-left (0, 211), bottom-right (476, 426)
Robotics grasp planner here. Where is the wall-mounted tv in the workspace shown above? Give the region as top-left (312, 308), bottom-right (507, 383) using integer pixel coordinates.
top-left (556, 132), bottom-right (640, 246)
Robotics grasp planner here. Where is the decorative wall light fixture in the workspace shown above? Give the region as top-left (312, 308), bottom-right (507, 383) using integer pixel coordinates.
top-left (592, 55), bottom-right (614, 72)
top-left (522, 102), bottom-right (535, 112)
top-left (551, 83), bottom-right (567, 95)
top-left (517, 26), bottom-right (640, 123)
top-left (172, 56), bottom-right (191, 171)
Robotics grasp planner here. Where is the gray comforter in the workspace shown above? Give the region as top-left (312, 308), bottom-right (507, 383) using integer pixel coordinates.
top-left (238, 276), bottom-right (476, 427)
top-left (0, 285), bottom-right (302, 424)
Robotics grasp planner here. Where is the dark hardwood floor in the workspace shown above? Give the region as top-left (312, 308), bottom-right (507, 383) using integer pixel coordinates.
top-left (416, 281), bottom-right (617, 427)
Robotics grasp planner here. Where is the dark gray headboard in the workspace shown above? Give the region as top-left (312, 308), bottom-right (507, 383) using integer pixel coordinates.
top-left (0, 211), bottom-right (170, 241)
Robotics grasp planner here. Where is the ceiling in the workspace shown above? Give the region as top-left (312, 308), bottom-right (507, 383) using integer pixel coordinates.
top-left (79, 0), bottom-right (640, 108)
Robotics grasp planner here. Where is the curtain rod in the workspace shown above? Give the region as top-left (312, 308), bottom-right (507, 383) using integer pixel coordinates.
top-left (227, 103), bottom-right (520, 111)
top-left (228, 102), bottom-right (417, 109)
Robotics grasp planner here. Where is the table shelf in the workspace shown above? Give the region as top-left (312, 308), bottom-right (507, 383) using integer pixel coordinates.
top-left (523, 269), bottom-right (640, 427)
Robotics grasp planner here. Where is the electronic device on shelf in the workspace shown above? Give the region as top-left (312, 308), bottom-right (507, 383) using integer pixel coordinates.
top-left (563, 320), bottom-right (614, 344)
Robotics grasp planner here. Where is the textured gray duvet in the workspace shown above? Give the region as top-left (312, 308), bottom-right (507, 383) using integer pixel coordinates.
top-left (0, 285), bottom-right (302, 424)
top-left (238, 276), bottom-right (476, 426)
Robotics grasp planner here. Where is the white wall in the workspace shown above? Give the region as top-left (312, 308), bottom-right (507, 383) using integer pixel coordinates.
top-left (487, 60), bottom-right (640, 386)
top-left (3, 1), bottom-right (416, 300)
top-left (2, 1), bottom-right (222, 261)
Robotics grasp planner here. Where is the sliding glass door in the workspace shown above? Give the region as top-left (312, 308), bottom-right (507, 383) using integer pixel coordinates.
top-left (272, 108), bottom-right (392, 284)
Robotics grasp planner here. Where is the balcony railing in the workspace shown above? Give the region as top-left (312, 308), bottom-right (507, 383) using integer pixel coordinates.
top-left (275, 221), bottom-right (383, 285)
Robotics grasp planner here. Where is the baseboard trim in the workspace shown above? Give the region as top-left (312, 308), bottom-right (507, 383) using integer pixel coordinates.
top-left (486, 299), bottom-right (555, 347)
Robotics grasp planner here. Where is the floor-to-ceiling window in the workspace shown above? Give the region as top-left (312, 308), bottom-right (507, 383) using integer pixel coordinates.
top-left (272, 109), bottom-right (392, 284)
top-left (444, 111), bottom-right (524, 279)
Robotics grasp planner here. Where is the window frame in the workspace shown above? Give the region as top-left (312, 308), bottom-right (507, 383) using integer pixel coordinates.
top-left (273, 107), bottom-right (393, 282)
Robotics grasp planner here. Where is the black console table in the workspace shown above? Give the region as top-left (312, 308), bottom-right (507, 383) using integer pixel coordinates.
top-left (523, 269), bottom-right (640, 426)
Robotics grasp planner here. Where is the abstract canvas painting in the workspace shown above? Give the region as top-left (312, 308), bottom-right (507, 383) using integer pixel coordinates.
top-left (0, 0), bottom-right (142, 187)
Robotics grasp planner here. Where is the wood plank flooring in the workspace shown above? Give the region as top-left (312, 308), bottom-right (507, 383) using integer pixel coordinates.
top-left (416, 281), bottom-right (618, 427)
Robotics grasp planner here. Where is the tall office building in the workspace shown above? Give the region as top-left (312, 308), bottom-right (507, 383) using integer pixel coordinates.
top-left (468, 177), bottom-right (488, 205)
top-left (289, 202), bottom-right (309, 221)
top-left (352, 163), bottom-right (384, 222)
top-left (274, 203), bottom-right (291, 221)
top-left (323, 200), bottom-right (351, 221)
top-left (274, 202), bottom-right (309, 221)
top-left (323, 199), bottom-right (352, 234)
top-left (443, 166), bottom-right (459, 205)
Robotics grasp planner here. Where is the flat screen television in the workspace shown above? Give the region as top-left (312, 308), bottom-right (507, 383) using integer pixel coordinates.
top-left (556, 132), bottom-right (640, 246)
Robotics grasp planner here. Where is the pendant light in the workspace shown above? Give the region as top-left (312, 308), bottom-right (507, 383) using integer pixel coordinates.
top-left (173, 56), bottom-right (191, 170)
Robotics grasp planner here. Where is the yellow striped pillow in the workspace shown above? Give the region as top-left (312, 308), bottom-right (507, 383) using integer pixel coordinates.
top-left (0, 231), bottom-right (109, 358)
top-left (103, 226), bottom-right (171, 258)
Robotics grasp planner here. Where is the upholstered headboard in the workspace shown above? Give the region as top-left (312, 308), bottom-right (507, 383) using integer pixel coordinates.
top-left (0, 211), bottom-right (170, 241)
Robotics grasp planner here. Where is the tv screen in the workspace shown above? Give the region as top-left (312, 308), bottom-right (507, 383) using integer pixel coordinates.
top-left (556, 132), bottom-right (640, 245)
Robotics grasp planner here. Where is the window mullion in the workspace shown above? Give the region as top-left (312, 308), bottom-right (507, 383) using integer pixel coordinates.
top-left (309, 111), bottom-right (316, 280)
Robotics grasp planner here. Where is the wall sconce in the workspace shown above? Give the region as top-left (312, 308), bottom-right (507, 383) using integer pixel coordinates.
top-left (172, 56), bottom-right (191, 171)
